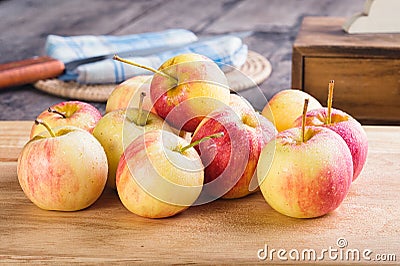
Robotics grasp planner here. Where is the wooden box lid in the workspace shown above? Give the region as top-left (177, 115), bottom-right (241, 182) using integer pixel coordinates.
top-left (293, 17), bottom-right (400, 58)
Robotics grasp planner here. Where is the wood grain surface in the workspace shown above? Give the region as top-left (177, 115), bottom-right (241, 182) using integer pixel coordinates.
top-left (0, 121), bottom-right (398, 264)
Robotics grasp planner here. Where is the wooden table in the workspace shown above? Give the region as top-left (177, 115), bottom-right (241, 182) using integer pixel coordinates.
top-left (0, 121), bottom-right (399, 264)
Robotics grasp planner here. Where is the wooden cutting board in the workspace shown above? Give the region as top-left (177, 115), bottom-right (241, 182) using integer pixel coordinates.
top-left (0, 121), bottom-right (399, 264)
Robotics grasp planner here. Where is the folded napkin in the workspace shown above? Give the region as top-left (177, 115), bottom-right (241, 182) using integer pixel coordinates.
top-left (45, 29), bottom-right (248, 84)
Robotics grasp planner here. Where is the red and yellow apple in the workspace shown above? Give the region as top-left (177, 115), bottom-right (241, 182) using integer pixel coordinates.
top-left (293, 107), bottom-right (368, 181)
top-left (191, 105), bottom-right (277, 200)
top-left (292, 80), bottom-right (368, 181)
top-left (105, 75), bottom-right (154, 113)
top-left (18, 123), bottom-right (108, 211)
top-left (229, 93), bottom-right (253, 111)
top-left (116, 130), bottom-right (204, 218)
top-left (93, 108), bottom-right (172, 189)
top-left (30, 101), bottom-right (102, 138)
top-left (148, 53), bottom-right (231, 132)
top-left (262, 89), bottom-right (322, 132)
top-left (257, 126), bottom-right (353, 218)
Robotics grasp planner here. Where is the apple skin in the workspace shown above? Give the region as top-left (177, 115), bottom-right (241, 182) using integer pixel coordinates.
top-left (191, 105), bottom-right (277, 200)
top-left (92, 108), bottom-right (172, 189)
top-left (150, 53), bottom-right (230, 132)
top-left (229, 93), bottom-right (254, 111)
top-left (30, 101), bottom-right (102, 138)
top-left (105, 75), bottom-right (155, 114)
top-left (257, 126), bottom-right (353, 218)
top-left (105, 75), bottom-right (187, 145)
top-left (293, 108), bottom-right (368, 181)
top-left (262, 89), bottom-right (322, 132)
top-left (116, 130), bottom-right (204, 218)
top-left (17, 126), bottom-right (108, 211)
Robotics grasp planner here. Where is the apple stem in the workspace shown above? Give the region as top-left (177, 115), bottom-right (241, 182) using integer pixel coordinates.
top-left (327, 80), bottom-right (334, 125)
top-left (179, 132), bottom-right (224, 153)
top-left (35, 119), bottom-right (56, 137)
top-left (113, 55), bottom-right (178, 83)
top-left (301, 98), bottom-right (309, 143)
top-left (48, 107), bottom-right (66, 118)
top-left (178, 130), bottom-right (187, 138)
top-left (137, 92), bottom-right (146, 126)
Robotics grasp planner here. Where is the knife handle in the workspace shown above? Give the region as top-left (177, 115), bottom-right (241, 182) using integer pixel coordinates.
top-left (0, 56), bottom-right (65, 89)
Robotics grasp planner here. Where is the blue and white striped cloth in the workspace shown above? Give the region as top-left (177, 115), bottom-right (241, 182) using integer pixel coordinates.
top-left (45, 29), bottom-right (248, 84)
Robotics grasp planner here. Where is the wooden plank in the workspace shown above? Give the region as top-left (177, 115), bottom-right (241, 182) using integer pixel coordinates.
top-left (0, 121), bottom-right (399, 263)
top-left (0, 0), bottom-right (162, 63)
top-left (205, 0), bottom-right (365, 33)
top-left (0, 121), bottom-right (31, 162)
top-left (112, 0), bottom-right (242, 35)
top-left (303, 57), bottom-right (400, 124)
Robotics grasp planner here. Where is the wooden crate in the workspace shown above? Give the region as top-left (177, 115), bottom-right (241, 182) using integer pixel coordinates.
top-left (292, 17), bottom-right (400, 125)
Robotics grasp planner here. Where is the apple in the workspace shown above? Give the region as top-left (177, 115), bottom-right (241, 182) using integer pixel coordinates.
top-left (262, 89), bottom-right (322, 132)
top-left (93, 100), bottom-right (172, 189)
top-left (292, 81), bottom-right (368, 181)
top-left (190, 104), bottom-right (277, 201)
top-left (293, 108), bottom-right (368, 181)
top-left (229, 93), bottom-right (254, 111)
top-left (18, 120), bottom-right (108, 211)
top-left (257, 126), bottom-right (354, 218)
top-left (105, 76), bottom-right (188, 141)
top-left (257, 99), bottom-right (354, 218)
top-left (105, 75), bottom-right (155, 113)
top-left (30, 100), bottom-right (102, 138)
top-left (116, 130), bottom-right (206, 218)
top-left (114, 53), bottom-right (230, 132)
